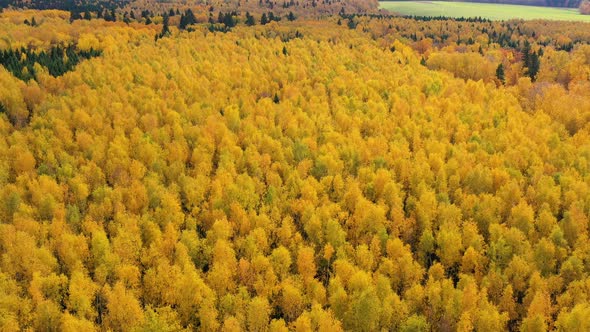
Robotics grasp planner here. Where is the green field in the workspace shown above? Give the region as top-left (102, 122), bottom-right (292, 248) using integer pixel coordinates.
top-left (380, 1), bottom-right (590, 21)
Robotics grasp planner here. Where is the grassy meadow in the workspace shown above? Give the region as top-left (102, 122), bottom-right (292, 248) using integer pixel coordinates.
top-left (380, 1), bottom-right (590, 21)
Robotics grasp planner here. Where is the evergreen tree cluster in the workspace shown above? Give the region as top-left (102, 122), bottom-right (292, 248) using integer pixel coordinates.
top-left (70, 8), bottom-right (116, 22)
top-left (207, 24), bottom-right (232, 33)
top-left (496, 63), bottom-right (505, 83)
top-left (0, 45), bottom-right (101, 81)
top-left (206, 12), bottom-right (237, 33)
top-left (23, 16), bottom-right (37, 26)
top-left (245, 11), bottom-right (256, 26)
top-left (523, 41), bottom-right (541, 81)
top-left (179, 9), bottom-right (197, 30)
top-left (64, 5), bottom-right (296, 32)
top-left (217, 11), bottom-right (238, 28)
top-left (155, 14), bottom-right (171, 40)
top-left (260, 11), bottom-right (281, 25)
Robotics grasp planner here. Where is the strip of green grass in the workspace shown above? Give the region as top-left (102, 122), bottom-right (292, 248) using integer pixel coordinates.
top-left (380, 1), bottom-right (590, 21)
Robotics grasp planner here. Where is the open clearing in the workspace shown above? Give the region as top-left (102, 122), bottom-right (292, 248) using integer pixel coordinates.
top-left (380, 1), bottom-right (590, 21)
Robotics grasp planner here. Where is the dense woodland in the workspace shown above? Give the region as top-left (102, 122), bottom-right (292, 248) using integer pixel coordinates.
top-left (357, 14), bottom-right (590, 87)
top-left (1, 7), bottom-right (590, 332)
top-left (0, 0), bottom-right (379, 17)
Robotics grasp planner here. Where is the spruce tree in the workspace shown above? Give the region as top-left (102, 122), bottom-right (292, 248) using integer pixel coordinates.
top-left (496, 63), bottom-right (505, 83)
top-left (522, 41), bottom-right (540, 81)
top-left (223, 13), bottom-right (236, 27)
top-left (528, 52), bottom-right (540, 81)
top-left (159, 14), bottom-right (171, 38)
top-left (245, 12), bottom-right (255, 26)
top-left (181, 9), bottom-right (197, 28)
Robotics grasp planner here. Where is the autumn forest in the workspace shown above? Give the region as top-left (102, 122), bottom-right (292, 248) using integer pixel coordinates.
top-left (0, 1), bottom-right (590, 331)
